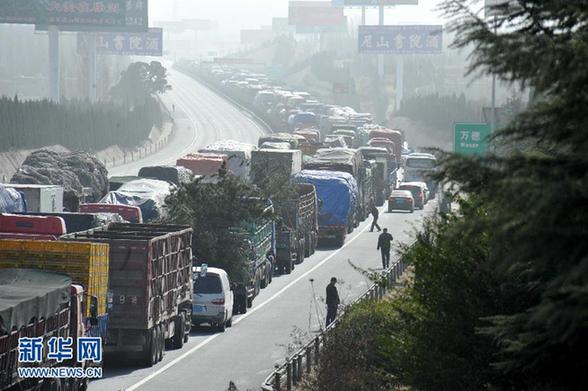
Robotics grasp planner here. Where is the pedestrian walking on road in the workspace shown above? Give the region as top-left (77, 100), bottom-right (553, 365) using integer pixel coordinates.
top-left (377, 228), bottom-right (394, 269)
top-left (369, 205), bottom-right (381, 232)
top-left (325, 277), bottom-right (340, 327)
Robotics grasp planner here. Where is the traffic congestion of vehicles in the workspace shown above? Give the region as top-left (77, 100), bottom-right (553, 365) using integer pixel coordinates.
top-left (0, 62), bottom-right (437, 390)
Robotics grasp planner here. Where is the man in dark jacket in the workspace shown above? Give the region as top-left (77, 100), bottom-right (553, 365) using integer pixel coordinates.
top-left (325, 277), bottom-right (340, 327)
top-left (377, 228), bottom-right (394, 269)
top-left (369, 205), bottom-right (381, 232)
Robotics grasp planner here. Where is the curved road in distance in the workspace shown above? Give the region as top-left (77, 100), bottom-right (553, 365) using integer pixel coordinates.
top-left (108, 69), bottom-right (268, 177)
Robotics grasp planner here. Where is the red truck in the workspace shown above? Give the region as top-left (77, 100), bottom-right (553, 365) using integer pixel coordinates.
top-left (64, 223), bottom-right (193, 367)
top-left (0, 269), bottom-right (90, 391)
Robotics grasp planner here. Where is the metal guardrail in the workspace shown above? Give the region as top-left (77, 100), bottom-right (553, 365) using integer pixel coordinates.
top-left (260, 257), bottom-right (408, 391)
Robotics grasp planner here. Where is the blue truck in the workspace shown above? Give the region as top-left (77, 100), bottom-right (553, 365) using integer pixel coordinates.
top-left (295, 170), bottom-right (358, 247)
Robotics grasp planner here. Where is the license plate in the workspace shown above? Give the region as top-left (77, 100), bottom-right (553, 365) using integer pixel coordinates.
top-left (193, 305), bottom-right (206, 313)
top-left (394, 199), bottom-right (405, 204)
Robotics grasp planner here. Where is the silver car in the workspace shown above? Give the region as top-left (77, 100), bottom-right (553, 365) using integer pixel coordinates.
top-left (192, 266), bottom-right (234, 332)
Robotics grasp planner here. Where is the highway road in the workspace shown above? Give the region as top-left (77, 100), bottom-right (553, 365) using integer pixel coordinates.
top-left (108, 69), bottom-right (268, 177)
top-left (91, 70), bottom-right (436, 391)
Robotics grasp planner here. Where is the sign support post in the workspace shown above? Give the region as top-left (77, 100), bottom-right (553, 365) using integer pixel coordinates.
top-left (88, 32), bottom-right (97, 102)
top-left (396, 55), bottom-right (403, 110)
top-left (378, 3), bottom-right (385, 80)
top-left (48, 26), bottom-right (60, 102)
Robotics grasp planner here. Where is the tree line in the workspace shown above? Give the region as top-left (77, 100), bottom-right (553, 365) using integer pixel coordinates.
top-left (0, 96), bottom-right (161, 152)
top-left (305, 1), bottom-right (588, 391)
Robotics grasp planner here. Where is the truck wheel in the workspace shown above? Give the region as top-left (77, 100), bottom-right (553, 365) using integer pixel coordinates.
top-left (267, 264), bottom-right (273, 284)
top-left (336, 234), bottom-right (345, 247)
top-left (173, 313), bottom-right (185, 349)
top-left (247, 296), bottom-right (253, 308)
top-left (285, 259), bottom-right (293, 274)
top-left (41, 379), bottom-right (62, 391)
top-left (298, 240), bottom-right (305, 264)
top-left (260, 268), bottom-right (268, 289)
top-left (144, 328), bottom-right (157, 367)
top-left (255, 274), bottom-right (261, 296)
top-left (217, 320), bottom-right (226, 333)
top-left (157, 324), bottom-right (164, 362)
top-left (304, 235), bottom-right (312, 257)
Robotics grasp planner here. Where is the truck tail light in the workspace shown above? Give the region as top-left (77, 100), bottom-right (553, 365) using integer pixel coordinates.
top-left (211, 298), bottom-right (225, 305)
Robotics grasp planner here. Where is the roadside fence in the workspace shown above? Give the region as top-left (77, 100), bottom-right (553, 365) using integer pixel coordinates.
top-left (260, 256), bottom-right (408, 391)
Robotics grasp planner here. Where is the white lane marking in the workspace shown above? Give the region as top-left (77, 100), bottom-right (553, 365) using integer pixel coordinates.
top-left (125, 221), bottom-right (372, 390)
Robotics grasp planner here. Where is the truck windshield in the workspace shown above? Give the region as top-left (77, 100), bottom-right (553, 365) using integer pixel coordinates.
top-left (194, 275), bottom-right (222, 294)
top-left (406, 158), bottom-right (435, 169)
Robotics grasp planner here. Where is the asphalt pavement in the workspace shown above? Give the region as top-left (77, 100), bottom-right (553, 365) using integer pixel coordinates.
top-left (90, 70), bottom-right (436, 391)
top-left (108, 69), bottom-right (267, 177)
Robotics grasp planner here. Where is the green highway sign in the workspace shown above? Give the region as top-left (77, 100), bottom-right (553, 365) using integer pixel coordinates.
top-left (454, 123), bottom-right (491, 155)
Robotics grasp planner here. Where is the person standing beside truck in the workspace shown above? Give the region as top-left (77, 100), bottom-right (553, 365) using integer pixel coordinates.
top-left (325, 277), bottom-right (340, 327)
top-left (377, 228), bottom-right (394, 269)
top-left (369, 205), bottom-right (381, 232)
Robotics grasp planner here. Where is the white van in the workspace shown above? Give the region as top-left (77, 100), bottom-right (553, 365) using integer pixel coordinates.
top-left (192, 266), bottom-right (234, 332)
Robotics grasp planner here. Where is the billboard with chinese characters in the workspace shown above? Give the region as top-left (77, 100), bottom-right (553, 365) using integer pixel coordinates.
top-left (332, 0), bottom-right (418, 6)
top-left (289, 1), bottom-right (345, 27)
top-left (36, 0), bottom-right (148, 32)
top-left (358, 25), bottom-right (442, 54)
top-left (0, 0), bottom-right (127, 28)
top-left (454, 123), bottom-right (491, 155)
top-left (78, 28), bottom-right (162, 56)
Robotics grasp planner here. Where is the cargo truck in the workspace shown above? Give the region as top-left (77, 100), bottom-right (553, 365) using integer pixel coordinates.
top-left (275, 184), bottom-right (318, 274)
top-left (305, 148), bottom-right (368, 222)
top-left (295, 170), bottom-right (358, 247)
top-left (368, 128), bottom-right (403, 166)
top-left (64, 223), bottom-right (193, 366)
top-left (0, 269), bottom-right (90, 391)
top-left (250, 150), bottom-right (317, 275)
top-left (358, 147), bottom-right (391, 206)
top-left (230, 204), bottom-right (275, 314)
top-left (0, 238), bottom-right (110, 339)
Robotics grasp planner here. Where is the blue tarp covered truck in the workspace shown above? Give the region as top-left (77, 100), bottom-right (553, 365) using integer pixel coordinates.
top-left (295, 170), bottom-right (358, 247)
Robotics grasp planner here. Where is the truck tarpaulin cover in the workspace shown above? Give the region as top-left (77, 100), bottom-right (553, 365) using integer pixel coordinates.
top-left (100, 179), bottom-right (174, 222)
top-left (305, 148), bottom-right (362, 178)
top-left (138, 165), bottom-right (193, 186)
top-left (10, 149), bottom-right (109, 211)
top-left (0, 185), bottom-right (26, 213)
top-left (0, 269), bottom-right (71, 334)
top-left (200, 140), bottom-right (257, 179)
top-left (176, 153), bottom-right (228, 176)
top-left (295, 170), bottom-right (357, 227)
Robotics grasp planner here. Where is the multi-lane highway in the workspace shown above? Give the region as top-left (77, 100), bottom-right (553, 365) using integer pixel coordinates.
top-left (91, 70), bottom-right (435, 391)
top-left (108, 69), bottom-right (268, 177)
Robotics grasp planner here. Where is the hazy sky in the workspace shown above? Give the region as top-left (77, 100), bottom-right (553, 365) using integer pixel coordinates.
top-left (150, 0), bottom-right (446, 31)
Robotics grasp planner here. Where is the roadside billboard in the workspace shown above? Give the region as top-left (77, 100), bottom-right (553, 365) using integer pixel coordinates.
top-left (0, 0), bottom-right (127, 28)
top-left (288, 1), bottom-right (345, 27)
top-left (358, 25), bottom-right (442, 54)
top-left (78, 27), bottom-right (162, 56)
top-left (332, 0), bottom-right (418, 6)
top-left (36, 0), bottom-right (148, 33)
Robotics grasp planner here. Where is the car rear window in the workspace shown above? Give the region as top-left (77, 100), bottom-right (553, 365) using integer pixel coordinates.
top-left (194, 275), bottom-right (222, 294)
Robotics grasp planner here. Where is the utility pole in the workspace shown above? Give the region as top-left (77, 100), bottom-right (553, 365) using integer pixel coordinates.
top-left (361, 6), bottom-right (366, 25)
top-left (378, 3), bottom-right (384, 80)
top-left (490, 14), bottom-right (497, 131)
top-left (48, 26), bottom-right (60, 102)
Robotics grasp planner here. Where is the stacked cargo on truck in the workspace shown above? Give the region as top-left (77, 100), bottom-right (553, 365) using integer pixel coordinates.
top-left (295, 170), bottom-right (358, 247)
top-left (0, 269), bottom-right (89, 391)
top-left (199, 140), bottom-right (257, 180)
top-left (0, 238), bottom-right (110, 338)
top-left (64, 223), bottom-right (193, 367)
top-left (304, 148), bottom-right (372, 221)
top-left (176, 153), bottom-right (229, 177)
